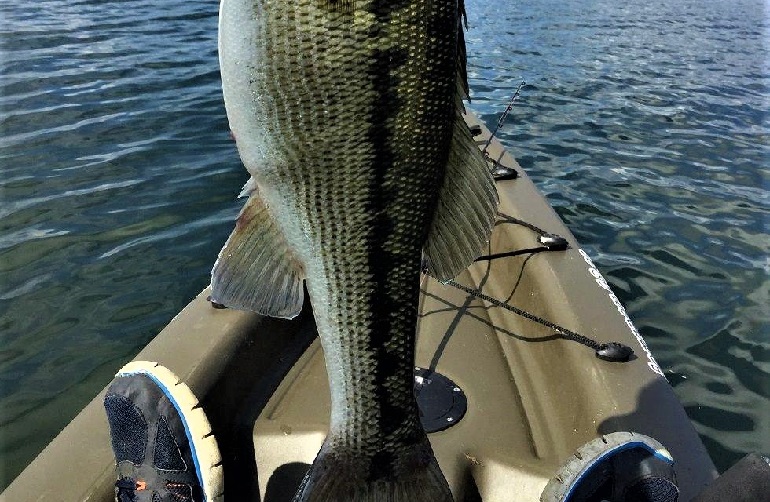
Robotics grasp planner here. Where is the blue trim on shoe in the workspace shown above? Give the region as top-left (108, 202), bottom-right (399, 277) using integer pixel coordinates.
top-left (562, 440), bottom-right (675, 500)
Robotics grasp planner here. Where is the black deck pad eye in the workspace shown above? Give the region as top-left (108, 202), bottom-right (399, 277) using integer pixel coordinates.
top-left (596, 342), bottom-right (634, 362)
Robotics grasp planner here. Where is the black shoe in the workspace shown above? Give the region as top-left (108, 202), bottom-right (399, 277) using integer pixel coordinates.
top-left (542, 431), bottom-right (679, 502)
top-left (104, 361), bottom-right (223, 502)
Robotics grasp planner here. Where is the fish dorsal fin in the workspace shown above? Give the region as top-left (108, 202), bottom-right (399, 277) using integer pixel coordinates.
top-left (457, 0), bottom-right (470, 101)
top-left (210, 186), bottom-right (305, 318)
top-left (423, 101), bottom-right (499, 282)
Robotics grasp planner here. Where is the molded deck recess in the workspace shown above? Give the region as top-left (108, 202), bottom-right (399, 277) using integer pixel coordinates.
top-left (414, 367), bottom-right (467, 433)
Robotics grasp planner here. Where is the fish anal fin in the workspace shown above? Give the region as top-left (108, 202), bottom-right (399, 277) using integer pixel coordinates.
top-left (211, 188), bottom-right (304, 318)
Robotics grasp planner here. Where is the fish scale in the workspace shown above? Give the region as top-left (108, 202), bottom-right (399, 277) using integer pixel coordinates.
top-left (215, 0), bottom-right (497, 499)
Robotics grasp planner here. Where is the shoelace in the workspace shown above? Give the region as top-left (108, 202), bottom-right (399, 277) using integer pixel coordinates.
top-left (116, 477), bottom-right (194, 502)
top-left (115, 477), bottom-right (146, 502)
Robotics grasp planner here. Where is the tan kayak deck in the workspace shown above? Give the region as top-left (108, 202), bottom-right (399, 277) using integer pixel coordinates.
top-left (2, 114), bottom-right (716, 501)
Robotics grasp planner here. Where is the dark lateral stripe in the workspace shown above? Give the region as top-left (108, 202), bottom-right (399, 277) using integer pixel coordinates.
top-left (361, 1), bottom-right (458, 468)
top-left (362, 3), bottom-right (413, 467)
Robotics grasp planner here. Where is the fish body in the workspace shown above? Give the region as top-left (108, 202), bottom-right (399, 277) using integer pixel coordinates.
top-left (214, 1), bottom-right (497, 500)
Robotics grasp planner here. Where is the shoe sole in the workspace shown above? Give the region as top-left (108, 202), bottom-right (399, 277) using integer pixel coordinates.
top-left (541, 431), bottom-right (674, 502)
top-left (117, 361), bottom-right (224, 502)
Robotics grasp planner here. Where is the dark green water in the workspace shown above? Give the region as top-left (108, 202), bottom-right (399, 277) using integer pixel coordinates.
top-left (1, 0), bottom-right (767, 490)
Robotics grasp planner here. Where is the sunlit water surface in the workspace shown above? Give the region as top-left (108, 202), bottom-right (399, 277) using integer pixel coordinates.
top-left (1, 0), bottom-right (767, 489)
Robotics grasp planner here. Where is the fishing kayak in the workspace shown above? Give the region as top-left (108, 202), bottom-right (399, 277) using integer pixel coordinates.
top-left (2, 113), bottom-right (718, 501)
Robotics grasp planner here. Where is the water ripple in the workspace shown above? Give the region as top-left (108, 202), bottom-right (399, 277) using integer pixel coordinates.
top-left (0, 179), bottom-right (145, 220)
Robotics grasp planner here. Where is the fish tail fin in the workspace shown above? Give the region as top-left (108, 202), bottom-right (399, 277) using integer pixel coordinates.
top-left (293, 442), bottom-right (454, 502)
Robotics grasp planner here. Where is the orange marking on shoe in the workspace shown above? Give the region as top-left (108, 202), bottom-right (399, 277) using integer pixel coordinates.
top-left (135, 480), bottom-right (147, 491)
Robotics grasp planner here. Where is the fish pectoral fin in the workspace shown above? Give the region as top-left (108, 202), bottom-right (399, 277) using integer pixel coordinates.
top-left (423, 9), bottom-right (499, 282)
top-left (423, 105), bottom-right (499, 282)
top-left (210, 190), bottom-right (304, 318)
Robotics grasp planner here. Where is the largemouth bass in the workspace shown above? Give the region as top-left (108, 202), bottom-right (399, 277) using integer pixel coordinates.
top-left (214, 0), bottom-right (498, 500)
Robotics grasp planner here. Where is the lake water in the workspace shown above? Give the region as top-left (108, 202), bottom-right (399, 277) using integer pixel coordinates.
top-left (1, 0), bottom-right (767, 490)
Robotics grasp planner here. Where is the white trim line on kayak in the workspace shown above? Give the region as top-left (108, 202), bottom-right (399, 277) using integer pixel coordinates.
top-left (578, 248), bottom-right (665, 378)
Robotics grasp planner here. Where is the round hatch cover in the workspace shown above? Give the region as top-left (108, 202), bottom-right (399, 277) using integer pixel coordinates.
top-left (414, 367), bottom-right (467, 433)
